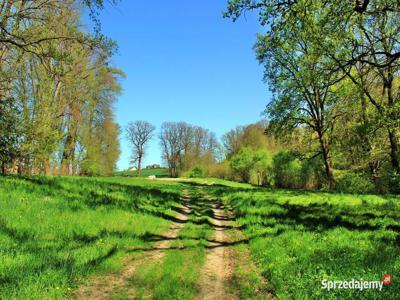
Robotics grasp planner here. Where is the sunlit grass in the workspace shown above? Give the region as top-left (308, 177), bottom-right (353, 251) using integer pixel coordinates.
top-left (212, 186), bottom-right (400, 299)
top-left (127, 189), bottom-right (213, 300)
top-left (0, 176), bottom-right (184, 299)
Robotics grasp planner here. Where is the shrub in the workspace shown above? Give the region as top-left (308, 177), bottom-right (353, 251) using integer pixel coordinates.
top-left (272, 151), bottom-right (302, 189)
top-left (389, 172), bottom-right (400, 194)
top-left (207, 161), bottom-right (229, 179)
top-left (187, 165), bottom-right (204, 178)
top-left (336, 172), bottom-right (375, 194)
top-left (229, 148), bottom-right (254, 182)
top-left (300, 157), bottom-right (325, 189)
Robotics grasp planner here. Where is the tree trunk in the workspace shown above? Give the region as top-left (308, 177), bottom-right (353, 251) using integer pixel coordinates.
top-left (61, 128), bottom-right (77, 175)
top-left (1, 161), bottom-right (6, 175)
top-left (137, 155), bottom-right (142, 177)
top-left (318, 131), bottom-right (335, 187)
top-left (388, 129), bottom-right (400, 174)
top-left (359, 91), bottom-right (381, 186)
top-left (386, 71), bottom-right (400, 174)
top-left (43, 159), bottom-right (50, 175)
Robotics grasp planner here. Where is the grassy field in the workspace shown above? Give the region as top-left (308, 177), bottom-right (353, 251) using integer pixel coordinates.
top-left (0, 175), bottom-right (399, 299)
top-left (209, 186), bottom-right (400, 299)
top-left (115, 168), bottom-right (170, 178)
top-left (0, 176), bottom-right (185, 299)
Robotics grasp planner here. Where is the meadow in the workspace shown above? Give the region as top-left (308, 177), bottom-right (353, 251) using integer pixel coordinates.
top-left (210, 186), bottom-right (400, 299)
top-left (1, 175), bottom-right (399, 299)
top-left (0, 176), bottom-right (185, 299)
top-left (115, 168), bottom-right (170, 178)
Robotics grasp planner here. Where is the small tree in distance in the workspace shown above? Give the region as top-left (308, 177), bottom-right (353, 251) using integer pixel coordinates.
top-left (126, 121), bottom-right (156, 176)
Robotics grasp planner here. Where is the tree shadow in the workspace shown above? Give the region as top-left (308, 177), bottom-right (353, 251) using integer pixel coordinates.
top-left (235, 198), bottom-right (400, 235)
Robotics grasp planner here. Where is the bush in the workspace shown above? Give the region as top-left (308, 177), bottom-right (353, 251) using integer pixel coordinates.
top-left (272, 151), bottom-right (302, 189)
top-left (389, 172), bottom-right (400, 194)
top-left (187, 165), bottom-right (204, 178)
top-left (300, 157), bottom-right (325, 189)
top-left (252, 150), bottom-right (273, 186)
top-left (207, 161), bottom-right (229, 179)
top-left (229, 148), bottom-right (254, 182)
top-left (336, 172), bottom-right (375, 194)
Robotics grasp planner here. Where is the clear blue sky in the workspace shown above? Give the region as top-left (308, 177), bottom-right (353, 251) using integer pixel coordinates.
top-left (96, 0), bottom-right (271, 170)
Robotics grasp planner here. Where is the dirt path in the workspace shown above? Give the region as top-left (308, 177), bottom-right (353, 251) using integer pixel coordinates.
top-left (196, 200), bottom-right (237, 300)
top-left (73, 191), bottom-right (191, 300)
top-left (72, 188), bottom-right (271, 299)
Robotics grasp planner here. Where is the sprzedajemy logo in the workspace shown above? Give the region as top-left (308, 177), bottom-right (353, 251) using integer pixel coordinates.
top-left (321, 274), bottom-right (393, 292)
top-left (382, 274), bottom-right (392, 286)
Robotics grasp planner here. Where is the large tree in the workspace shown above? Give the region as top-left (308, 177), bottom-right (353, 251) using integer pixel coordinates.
top-left (0, 0), bottom-right (123, 176)
top-left (160, 122), bottom-right (184, 177)
top-left (225, 0), bottom-right (400, 185)
top-left (126, 121), bottom-right (156, 176)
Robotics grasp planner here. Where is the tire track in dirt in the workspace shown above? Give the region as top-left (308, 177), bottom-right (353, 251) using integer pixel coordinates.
top-left (72, 190), bottom-right (192, 300)
top-left (196, 197), bottom-right (237, 300)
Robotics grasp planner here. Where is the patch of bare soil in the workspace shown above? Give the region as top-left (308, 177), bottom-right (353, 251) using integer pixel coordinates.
top-left (196, 202), bottom-right (237, 300)
top-left (71, 191), bottom-right (191, 300)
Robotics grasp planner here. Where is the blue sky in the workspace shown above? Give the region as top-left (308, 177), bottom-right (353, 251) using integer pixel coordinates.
top-left (95, 0), bottom-right (271, 170)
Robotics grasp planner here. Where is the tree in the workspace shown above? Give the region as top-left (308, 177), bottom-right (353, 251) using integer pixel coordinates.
top-left (159, 122), bottom-right (220, 177)
top-left (225, 0), bottom-right (400, 185)
top-left (253, 149), bottom-right (273, 186)
top-left (160, 122), bottom-right (184, 177)
top-left (0, 0), bottom-right (123, 176)
top-left (230, 147), bottom-right (254, 183)
top-left (0, 97), bottom-right (21, 174)
top-left (257, 2), bottom-right (346, 186)
top-left (222, 126), bottom-right (244, 158)
top-left (126, 121), bottom-right (156, 176)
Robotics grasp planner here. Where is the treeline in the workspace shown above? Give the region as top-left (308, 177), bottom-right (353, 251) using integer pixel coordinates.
top-left (125, 121), bottom-right (222, 178)
top-left (0, 1), bottom-right (123, 176)
top-left (126, 118), bottom-right (391, 193)
top-left (160, 122), bottom-right (220, 177)
top-left (224, 0), bottom-right (400, 193)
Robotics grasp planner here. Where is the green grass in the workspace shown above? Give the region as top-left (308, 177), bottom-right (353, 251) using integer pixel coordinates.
top-left (2, 175), bottom-right (399, 299)
top-left (115, 168), bottom-right (170, 178)
top-left (208, 185), bottom-right (400, 299)
top-left (184, 177), bottom-right (254, 189)
top-left (0, 176), bottom-right (185, 299)
top-left (125, 188), bottom-right (213, 300)
top-left (130, 228), bottom-right (209, 300)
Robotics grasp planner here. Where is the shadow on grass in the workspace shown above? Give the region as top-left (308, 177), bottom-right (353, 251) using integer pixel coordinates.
top-left (232, 198), bottom-right (400, 236)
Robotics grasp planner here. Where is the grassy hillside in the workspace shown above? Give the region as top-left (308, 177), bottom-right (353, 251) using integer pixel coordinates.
top-left (116, 168), bottom-right (170, 178)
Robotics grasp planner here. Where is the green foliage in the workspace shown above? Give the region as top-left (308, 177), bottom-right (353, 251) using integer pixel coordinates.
top-left (272, 150), bottom-right (302, 188)
top-left (252, 149), bottom-right (273, 186)
top-left (300, 157), bottom-right (326, 189)
top-left (336, 172), bottom-right (375, 194)
top-left (0, 1), bottom-right (123, 176)
top-left (229, 147), bottom-right (255, 182)
top-left (187, 165), bottom-right (205, 178)
top-left (388, 172), bottom-right (400, 194)
top-left (225, 0), bottom-right (400, 193)
top-left (0, 98), bottom-right (21, 173)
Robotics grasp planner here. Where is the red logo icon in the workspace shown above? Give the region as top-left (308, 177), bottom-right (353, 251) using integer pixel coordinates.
top-left (382, 274), bottom-right (392, 285)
